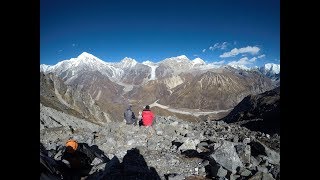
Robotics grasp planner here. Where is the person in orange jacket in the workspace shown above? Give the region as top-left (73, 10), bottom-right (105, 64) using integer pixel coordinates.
top-left (141, 105), bottom-right (154, 126)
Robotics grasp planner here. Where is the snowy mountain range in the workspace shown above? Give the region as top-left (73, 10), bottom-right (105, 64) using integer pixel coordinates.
top-left (41, 52), bottom-right (280, 81)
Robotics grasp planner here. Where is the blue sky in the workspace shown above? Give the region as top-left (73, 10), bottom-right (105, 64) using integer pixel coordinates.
top-left (40, 0), bottom-right (279, 67)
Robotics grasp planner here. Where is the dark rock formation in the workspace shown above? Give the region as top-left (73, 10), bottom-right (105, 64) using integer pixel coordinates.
top-left (222, 86), bottom-right (280, 135)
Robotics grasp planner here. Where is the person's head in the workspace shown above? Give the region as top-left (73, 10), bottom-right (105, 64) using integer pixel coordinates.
top-left (65, 139), bottom-right (78, 153)
top-left (145, 105), bottom-right (150, 110)
top-left (127, 105), bottom-right (132, 110)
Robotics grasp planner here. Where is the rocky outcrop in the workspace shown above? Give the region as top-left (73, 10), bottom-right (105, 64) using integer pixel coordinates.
top-left (222, 86), bottom-right (280, 135)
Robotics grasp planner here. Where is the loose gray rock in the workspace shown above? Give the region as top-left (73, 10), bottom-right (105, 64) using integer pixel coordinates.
top-left (210, 164), bottom-right (228, 178)
top-left (249, 172), bottom-right (275, 180)
top-left (270, 164), bottom-right (280, 180)
top-left (167, 174), bottom-right (185, 180)
top-left (257, 166), bottom-right (269, 173)
top-left (237, 167), bottom-right (252, 177)
top-left (251, 140), bottom-right (280, 165)
top-left (178, 138), bottom-right (200, 151)
top-left (235, 144), bottom-right (251, 165)
top-left (210, 141), bottom-right (244, 173)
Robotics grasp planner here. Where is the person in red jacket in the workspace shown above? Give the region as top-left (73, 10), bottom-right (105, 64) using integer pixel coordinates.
top-left (141, 105), bottom-right (154, 126)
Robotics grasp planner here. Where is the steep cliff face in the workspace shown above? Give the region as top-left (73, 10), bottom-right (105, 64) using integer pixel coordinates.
top-left (222, 86), bottom-right (280, 134)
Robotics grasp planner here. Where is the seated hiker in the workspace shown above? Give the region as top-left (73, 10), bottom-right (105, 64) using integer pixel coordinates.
top-left (60, 139), bottom-right (94, 179)
top-left (141, 105), bottom-right (155, 126)
top-left (124, 105), bottom-right (136, 125)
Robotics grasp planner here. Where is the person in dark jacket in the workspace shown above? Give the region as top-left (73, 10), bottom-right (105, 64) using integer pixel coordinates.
top-left (141, 105), bottom-right (154, 126)
top-left (124, 105), bottom-right (136, 125)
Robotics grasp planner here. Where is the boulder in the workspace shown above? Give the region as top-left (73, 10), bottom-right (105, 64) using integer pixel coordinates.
top-left (210, 141), bottom-right (244, 173)
top-left (178, 138), bottom-right (200, 151)
top-left (210, 164), bottom-right (228, 178)
top-left (235, 144), bottom-right (251, 165)
top-left (248, 172), bottom-right (275, 180)
top-left (251, 140), bottom-right (280, 165)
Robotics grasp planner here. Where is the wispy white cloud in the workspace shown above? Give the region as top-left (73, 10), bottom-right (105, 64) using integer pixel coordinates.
top-left (58, 49), bottom-right (63, 53)
top-left (220, 46), bottom-right (260, 58)
top-left (209, 42), bottom-right (228, 51)
top-left (220, 42), bottom-right (228, 50)
top-left (249, 57), bottom-right (257, 62)
top-left (211, 60), bottom-right (225, 65)
top-left (202, 49), bottom-right (206, 53)
top-left (193, 54), bottom-right (199, 57)
top-left (228, 57), bottom-right (250, 66)
top-left (227, 57), bottom-right (257, 66)
top-left (258, 54), bottom-right (265, 58)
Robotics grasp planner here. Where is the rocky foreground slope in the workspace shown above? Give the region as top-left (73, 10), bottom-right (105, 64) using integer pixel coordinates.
top-left (40, 103), bottom-right (280, 180)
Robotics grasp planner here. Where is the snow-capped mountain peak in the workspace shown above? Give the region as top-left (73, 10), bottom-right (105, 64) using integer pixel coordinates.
top-left (119, 57), bottom-right (137, 68)
top-left (163, 55), bottom-right (190, 64)
top-left (264, 63), bottom-right (280, 74)
top-left (77, 52), bottom-right (98, 60)
top-left (192, 57), bottom-right (205, 66)
top-left (176, 55), bottom-right (188, 59)
top-left (228, 64), bottom-right (251, 71)
top-left (40, 64), bottom-right (52, 72)
top-left (70, 52), bottom-right (106, 68)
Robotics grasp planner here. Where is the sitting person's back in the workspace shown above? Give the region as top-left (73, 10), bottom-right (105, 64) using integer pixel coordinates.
top-left (124, 105), bottom-right (136, 125)
top-left (141, 105), bottom-right (154, 126)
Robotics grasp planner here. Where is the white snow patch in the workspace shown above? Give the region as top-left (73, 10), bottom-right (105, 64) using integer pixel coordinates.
top-left (143, 64), bottom-right (158, 80)
top-left (142, 61), bottom-right (157, 66)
